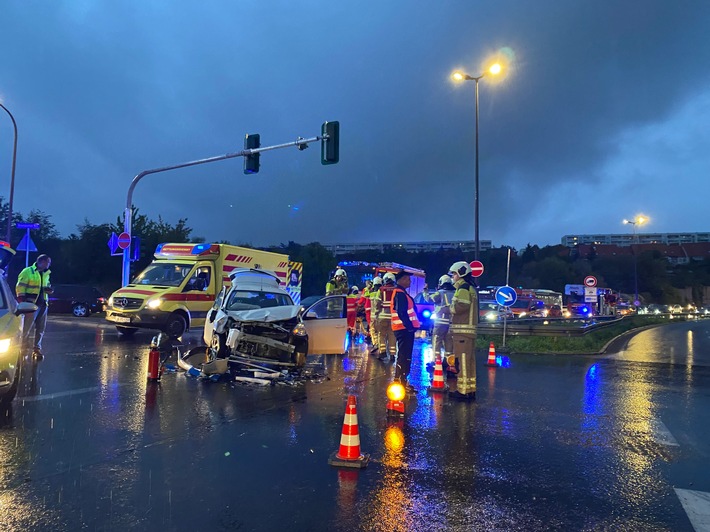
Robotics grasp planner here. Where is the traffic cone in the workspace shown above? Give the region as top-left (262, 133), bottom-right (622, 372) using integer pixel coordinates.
top-left (428, 354), bottom-right (448, 393)
top-left (329, 395), bottom-right (370, 469)
top-left (487, 342), bottom-right (497, 366)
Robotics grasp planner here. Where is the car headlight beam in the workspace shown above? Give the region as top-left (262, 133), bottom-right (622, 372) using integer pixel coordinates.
top-left (0, 338), bottom-right (11, 354)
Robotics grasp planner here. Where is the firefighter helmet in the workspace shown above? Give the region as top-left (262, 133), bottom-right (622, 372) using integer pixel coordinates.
top-left (383, 272), bottom-right (396, 284)
top-left (351, 286), bottom-right (359, 293)
top-left (372, 276), bottom-right (383, 286)
top-left (449, 261), bottom-right (472, 277)
top-left (335, 268), bottom-right (346, 278)
top-left (438, 274), bottom-right (452, 286)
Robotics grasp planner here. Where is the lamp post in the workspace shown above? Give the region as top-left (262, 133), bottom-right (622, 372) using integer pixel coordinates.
top-left (623, 216), bottom-right (647, 306)
top-left (452, 64), bottom-right (501, 261)
top-left (0, 103), bottom-right (18, 244)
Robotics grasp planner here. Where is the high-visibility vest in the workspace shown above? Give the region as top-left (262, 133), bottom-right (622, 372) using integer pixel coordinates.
top-left (430, 289), bottom-right (455, 326)
top-left (16, 264), bottom-right (51, 304)
top-left (390, 287), bottom-right (421, 331)
top-left (449, 280), bottom-right (478, 335)
top-left (378, 284), bottom-right (396, 319)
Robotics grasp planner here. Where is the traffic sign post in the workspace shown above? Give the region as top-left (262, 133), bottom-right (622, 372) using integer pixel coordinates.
top-left (118, 232), bottom-right (131, 250)
top-left (584, 276), bottom-right (597, 288)
top-left (15, 222), bottom-right (40, 267)
top-left (470, 260), bottom-right (484, 278)
top-left (494, 286), bottom-right (517, 307)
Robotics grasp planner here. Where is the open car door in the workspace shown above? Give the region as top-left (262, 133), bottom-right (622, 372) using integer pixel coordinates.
top-left (302, 295), bottom-right (348, 355)
top-left (203, 286), bottom-right (226, 345)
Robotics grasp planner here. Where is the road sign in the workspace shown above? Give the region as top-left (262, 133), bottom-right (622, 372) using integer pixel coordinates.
top-left (495, 286), bottom-right (517, 307)
top-left (584, 286), bottom-right (597, 302)
top-left (584, 276), bottom-right (597, 287)
top-left (16, 222), bottom-right (40, 230)
top-left (108, 232), bottom-right (119, 254)
top-left (470, 260), bottom-right (484, 278)
top-left (117, 232), bottom-right (131, 250)
top-left (16, 234), bottom-right (37, 252)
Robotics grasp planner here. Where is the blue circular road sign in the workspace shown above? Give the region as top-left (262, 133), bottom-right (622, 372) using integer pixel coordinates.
top-left (495, 286), bottom-right (518, 307)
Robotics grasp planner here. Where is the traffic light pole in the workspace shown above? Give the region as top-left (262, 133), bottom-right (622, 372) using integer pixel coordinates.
top-left (121, 134), bottom-right (326, 286)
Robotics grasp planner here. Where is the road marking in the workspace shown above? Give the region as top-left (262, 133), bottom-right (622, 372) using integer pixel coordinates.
top-left (675, 489), bottom-right (710, 531)
top-left (18, 384), bottom-right (129, 402)
top-left (651, 419), bottom-right (679, 446)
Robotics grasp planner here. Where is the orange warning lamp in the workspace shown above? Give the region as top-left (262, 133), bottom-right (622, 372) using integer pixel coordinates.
top-left (387, 381), bottom-right (406, 402)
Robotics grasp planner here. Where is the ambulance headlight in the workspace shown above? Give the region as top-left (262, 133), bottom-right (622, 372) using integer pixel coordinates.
top-left (147, 297), bottom-right (163, 310)
top-left (108, 296), bottom-right (114, 307)
top-left (292, 323), bottom-right (307, 336)
top-left (0, 338), bottom-right (11, 354)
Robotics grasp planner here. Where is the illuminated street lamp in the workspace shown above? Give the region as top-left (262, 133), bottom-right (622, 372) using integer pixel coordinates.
top-left (623, 216), bottom-right (648, 306)
top-left (0, 103), bottom-right (18, 244)
top-left (451, 63), bottom-right (502, 260)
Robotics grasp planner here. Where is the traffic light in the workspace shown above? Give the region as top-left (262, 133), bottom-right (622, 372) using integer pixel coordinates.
top-left (244, 133), bottom-right (260, 174)
top-left (321, 121), bottom-right (339, 165)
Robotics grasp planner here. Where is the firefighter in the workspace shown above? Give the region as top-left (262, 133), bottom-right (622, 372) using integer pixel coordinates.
top-left (16, 254), bottom-right (54, 358)
top-left (325, 268), bottom-right (349, 296)
top-left (375, 272), bottom-right (397, 361)
top-left (447, 261), bottom-right (479, 401)
top-left (423, 274), bottom-right (456, 373)
top-left (367, 276), bottom-right (383, 355)
top-left (391, 270), bottom-right (420, 389)
top-left (346, 286), bottom-right (360, 333)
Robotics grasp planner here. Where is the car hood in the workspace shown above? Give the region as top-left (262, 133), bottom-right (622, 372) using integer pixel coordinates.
top-left (213, 305), bottom-right (301, 334)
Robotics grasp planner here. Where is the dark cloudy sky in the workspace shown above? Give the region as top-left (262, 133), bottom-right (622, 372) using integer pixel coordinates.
top-left (1, 1), bottom-right (709, 250)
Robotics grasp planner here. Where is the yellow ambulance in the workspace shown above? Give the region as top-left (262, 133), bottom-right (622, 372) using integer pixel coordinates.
top-left (106, 243), bottom-right (302, 338)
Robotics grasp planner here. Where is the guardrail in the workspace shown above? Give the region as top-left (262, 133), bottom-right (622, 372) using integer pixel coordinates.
top-left (478, 316), bottom-right (624, 337)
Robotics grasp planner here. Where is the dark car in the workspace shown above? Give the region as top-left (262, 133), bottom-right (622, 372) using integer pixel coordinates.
top-left (48, 284), bottom-right (107, 317)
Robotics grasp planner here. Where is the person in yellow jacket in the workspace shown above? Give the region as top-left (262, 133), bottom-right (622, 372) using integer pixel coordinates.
top-left (447, 261), bottom-right (478, 401)
top-left (367, 277), bottom-right (383, 355)
top-left (422, 274), bottom-right (456, 372)
top-left (374, 272), bottom-right (397, 361)
top-left (16, 254), bottom-right (54, 357)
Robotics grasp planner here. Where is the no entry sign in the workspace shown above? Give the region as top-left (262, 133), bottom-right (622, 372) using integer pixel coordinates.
top-left (118, 232), bottom-right (131, 250)
top-left (470, 260), bottom-right (484, 278)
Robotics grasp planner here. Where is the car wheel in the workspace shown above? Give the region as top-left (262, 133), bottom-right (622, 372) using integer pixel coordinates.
top-left (164, 313), bottom-right (187, 339)
top-left (0, 363), bottom-right (21, 406)
top-left (116, 326), bottom-right (138, 336)
top-left (72, 303), bottom-right (90, 317)
top-left (210, 333), bottom-right (228, 358)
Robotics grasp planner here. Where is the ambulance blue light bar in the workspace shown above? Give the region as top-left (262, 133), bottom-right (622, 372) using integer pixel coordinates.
top-left (154, 243), bottom-right (220, 258)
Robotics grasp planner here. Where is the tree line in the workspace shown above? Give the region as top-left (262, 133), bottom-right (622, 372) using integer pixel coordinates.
top-left (1, 197), bottom-right (706, 304)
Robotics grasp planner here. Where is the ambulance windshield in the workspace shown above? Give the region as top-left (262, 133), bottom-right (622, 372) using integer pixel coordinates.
top-left (132, 263), bottom-right (194, 287)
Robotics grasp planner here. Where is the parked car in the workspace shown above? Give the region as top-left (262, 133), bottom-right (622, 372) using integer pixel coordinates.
top-left (669, 304), bottom-right (683, 314)
top-left (479, 300), bottom-right (514, 321)
top-left (204, 269), bottom-right (349, 367)
top-left (48, 284), bottom-right (107, 317)
top-left (509, 298), bottom-right (545, 318)
top-left (0, 242), bottom-right (41, 405)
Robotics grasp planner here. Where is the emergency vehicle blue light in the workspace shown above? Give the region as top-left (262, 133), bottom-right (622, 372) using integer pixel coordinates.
top-left (191, 243), bottom-right (211, 255)
top-left (581, 306), bottom-right (589, 313)
top-left (422, 310), bottom-right (432, 318)
top-left (155, 243), bottom-right (164, 254)
top-left (496, 355), bottom-right (512, 368)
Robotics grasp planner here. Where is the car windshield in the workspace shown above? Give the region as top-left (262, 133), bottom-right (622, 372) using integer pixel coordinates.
top-left (225, 290), bottom-right (294, 311)
top-left (132, 263), bottom-right (194, 287)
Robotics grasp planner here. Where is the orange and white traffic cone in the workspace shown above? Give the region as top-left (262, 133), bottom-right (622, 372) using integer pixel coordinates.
top-left (428, 354), bottom-right (448, 393)
top-left (487, 342), bottom-right (497, 366)
top-left (329, 395), bottom-right (370, 469)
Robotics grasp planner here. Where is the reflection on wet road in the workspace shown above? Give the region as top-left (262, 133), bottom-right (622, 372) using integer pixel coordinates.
top-left (1, 317), bottom-right (709, 530)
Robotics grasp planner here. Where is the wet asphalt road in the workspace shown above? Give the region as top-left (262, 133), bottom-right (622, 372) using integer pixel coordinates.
top-left (1, 317), bottom-right (709, 531)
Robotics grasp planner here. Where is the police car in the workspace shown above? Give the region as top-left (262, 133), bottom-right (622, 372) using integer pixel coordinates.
top-left (0, 242), bottom-right (40, 405)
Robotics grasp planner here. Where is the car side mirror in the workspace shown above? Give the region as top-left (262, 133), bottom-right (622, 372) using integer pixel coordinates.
top-left (15, 302), bottom-right (38, 315)
top-left (305, 310), bottom-right (317, 319)
top-left (208, 309), bottom-right (217, 323)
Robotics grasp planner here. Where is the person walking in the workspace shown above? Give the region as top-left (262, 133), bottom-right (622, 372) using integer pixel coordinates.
top-left (423, 274), bottom-right (457, 373)
top-left (391, 270), bottom-right (420, 390)
top-left (16, 254), bottom-right (54, 358)
top-left (447, 261), bottom-right (479, 401)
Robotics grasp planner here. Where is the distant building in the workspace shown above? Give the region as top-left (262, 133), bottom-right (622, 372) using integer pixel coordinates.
top-left (574, 242), bottom-right (710, 265)
top-left (323, 240), bottom-right (493, 256)
top-left (562, 232), bottom-right (710, 247)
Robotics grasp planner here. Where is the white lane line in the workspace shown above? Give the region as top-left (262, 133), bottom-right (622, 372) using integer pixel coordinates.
top-left (651, 419), bottom-right (680, 446)
top-left (18, 383), bottom-right (129, 402)
top-left (675, 489), bottom-right (710, 532)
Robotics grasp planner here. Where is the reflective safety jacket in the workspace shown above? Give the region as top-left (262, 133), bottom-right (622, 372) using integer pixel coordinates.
top-left (449, 279), bottom-right (478, 335)
top-left (346, 294), bottom-right (359, 328)
top-left (357, 293), bottom-right (372, 323)
top-left (375, 284), bottom-right (396, 320)
top-left (391, 286), bottom-right (421, 331)
top-left (326, 278), bottom-right (349, 296)
top-left (16, 264), bottom-right (52, 304)
top-left (368, 287), bottom-right (381, 320)
top-left (423, 288), bottom-right (456, 326)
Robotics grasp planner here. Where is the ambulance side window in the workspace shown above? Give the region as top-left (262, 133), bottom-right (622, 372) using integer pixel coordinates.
top-left (185, 267), bottom-right (212, 292)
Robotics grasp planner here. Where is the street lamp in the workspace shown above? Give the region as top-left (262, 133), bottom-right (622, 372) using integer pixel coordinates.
top-left (0, 103), bottom-right (18, 244)
top-left (623, 215), bottom-right (648, 306)
top-left (451, 63), bottom-right (502, 260)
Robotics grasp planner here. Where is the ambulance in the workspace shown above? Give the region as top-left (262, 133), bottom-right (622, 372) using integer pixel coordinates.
top-left (105, 243), bottom-right (302, 338)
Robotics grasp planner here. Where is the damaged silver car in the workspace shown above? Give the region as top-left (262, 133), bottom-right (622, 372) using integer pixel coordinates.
top-left (203, 269), bottom-right (348, 367)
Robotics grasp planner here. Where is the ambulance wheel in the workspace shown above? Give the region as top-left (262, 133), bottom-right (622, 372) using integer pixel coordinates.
top-left (164, 313), bottom-right (187, 339)
top-left (116, 326), bottom-right (138, 336)
top-left (210, 333), bottom-right (228, 358)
